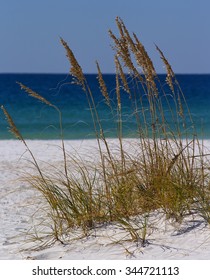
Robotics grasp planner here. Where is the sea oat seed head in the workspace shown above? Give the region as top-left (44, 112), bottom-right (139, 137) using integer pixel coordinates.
top-left (96, 61), bottom-right (110, 107)
top-left (115, 60), bottom-right (121, 110)
top-left (155, 44), bottom-right (175, 93)
top-left (1, 105), bottom-right (23, 141)
top-left (60, 37), bottom-right (85, 89)
top-left (17, 82), bottom-right (54, 107)
top-left (115, 56), bottom-right (130, 95)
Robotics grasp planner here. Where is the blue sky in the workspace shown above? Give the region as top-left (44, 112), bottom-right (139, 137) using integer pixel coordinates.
top-left (1, 0), bottom-right (210, 73)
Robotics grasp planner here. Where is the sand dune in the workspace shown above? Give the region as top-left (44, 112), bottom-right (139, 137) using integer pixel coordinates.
top-left (1, 140), bottom-right (210, 260)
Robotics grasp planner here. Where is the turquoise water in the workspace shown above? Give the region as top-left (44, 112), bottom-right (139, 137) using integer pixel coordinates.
top-left (0, 74), bottom-right (210, 139)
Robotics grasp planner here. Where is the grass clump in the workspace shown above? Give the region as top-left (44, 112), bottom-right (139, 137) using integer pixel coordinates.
top-left (1, 17), bottom-right (210, 247)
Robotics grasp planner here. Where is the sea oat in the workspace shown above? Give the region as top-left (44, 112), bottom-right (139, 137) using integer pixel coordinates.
top-left (115, 56), bottom-right (130, 95)
top-left (60, 37), bottom-right (85, 89)
top-left (114, 17), bottom-right (157, 91)
top-left (96, 61), bottom-right (110, 107)
top-left (17, 82), bottom-right (54, 107)
top-left (115, 69), bottom-right (121, 111)
top-left (177, 93), bottom-right (184, 118)
top-left (1, 105), bottom-right (23, 141)
top-left (155, 44), bottom-right (175, 93)
top-left (109, 29), bottom-right (137, 75)
top-left (117, 17), bottom-right (136, 53)
top-left (133, 33), bottom-right (158, 95)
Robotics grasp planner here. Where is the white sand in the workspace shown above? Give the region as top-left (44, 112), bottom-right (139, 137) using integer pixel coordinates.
top-left (1, 139), bottom-right (210, 260)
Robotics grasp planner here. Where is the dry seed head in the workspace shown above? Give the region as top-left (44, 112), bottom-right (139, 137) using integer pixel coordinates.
top-left (133, 33), bottom-right (158, 95)
top-left (108, 29), bottom-right (120, 51)
top-left (114, 17), bottom-right (157, 91)
top-left (115, 18), bottom-right (141, 74)
top-left (60, 37), bottom-right (85, 89)
top-left (109, 29), bottom-right (137, 75)
top-left (155, 45), bottom-right (175, 93)
top-left (115, 17), bottom-right (125, 39)
top-left (17, 82), bottom-right (54, 107)
top-left (115, 59), bottom-right (121, 110)
top-left (118, 17), bottom-right (138, 55)
top-left (118, 40), bottom-right (133, 71)
top-left (115, 56), bottom-right (130, 95)
top-left (96, 61), bottom-right (110, 107)
top-left (1, 105), bottom-right (23, 141)
top-left (132, 33), bottom-right (146, 69)
top-left (177, 93), bottom-right (184, 118)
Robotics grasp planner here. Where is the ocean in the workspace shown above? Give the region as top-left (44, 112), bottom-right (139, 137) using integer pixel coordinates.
top-left (0, 73), bottom-right (210, 140)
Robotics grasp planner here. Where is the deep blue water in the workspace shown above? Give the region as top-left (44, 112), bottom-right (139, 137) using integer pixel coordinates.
top-left (0, 73), bottom-right (210, 139)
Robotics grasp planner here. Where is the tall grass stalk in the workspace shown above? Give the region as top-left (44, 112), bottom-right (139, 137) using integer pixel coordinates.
top-left (16, 82), bottom-right (70, 186)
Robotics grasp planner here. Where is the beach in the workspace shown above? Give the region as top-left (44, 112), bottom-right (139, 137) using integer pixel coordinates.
top-left (1, 139), bottom-right (210, 260)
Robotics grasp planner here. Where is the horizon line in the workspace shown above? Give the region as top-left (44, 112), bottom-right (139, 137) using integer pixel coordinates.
top-left (1, 72), bottom-right (210, 75)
